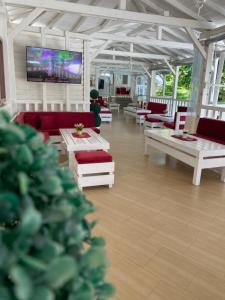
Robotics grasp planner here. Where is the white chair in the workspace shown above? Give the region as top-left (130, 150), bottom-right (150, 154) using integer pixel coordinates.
top-left (70, 150), bottom-right (115, 190)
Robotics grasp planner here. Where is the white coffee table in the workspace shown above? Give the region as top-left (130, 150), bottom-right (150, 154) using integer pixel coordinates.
top-left (144, 128), bottom-right (225, 185)
top-left (109, 103), bottom-right (120, 114)
top-left (60, 128), bottom-right (110, 167)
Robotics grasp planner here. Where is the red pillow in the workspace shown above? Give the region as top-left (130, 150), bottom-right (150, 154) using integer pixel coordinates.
top-left (40, 115), bottom-right (56, 130)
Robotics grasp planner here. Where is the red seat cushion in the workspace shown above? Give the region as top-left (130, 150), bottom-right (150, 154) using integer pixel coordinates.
top-left (193, 133), bottom-right (225, 145)
top-left (75, 150), bottom-right (113, 164)
top-left (164, 121), bottom-right (175, 129)
top-left (91, 127), bottom-right (100, 134)
top-left (145, 116), bottom-right (162, 123)
top-left (40, 116), bottom-right (56, 130)
top-left (40, 129), bottom-right (60, 136)
top-left (38, 131), bottom-right (49, 141)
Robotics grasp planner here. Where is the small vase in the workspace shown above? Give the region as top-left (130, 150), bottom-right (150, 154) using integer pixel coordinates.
top-left (76, 129), bottom-right (83, 136)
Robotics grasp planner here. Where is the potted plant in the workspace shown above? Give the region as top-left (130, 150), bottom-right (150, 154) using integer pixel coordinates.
top-left (74, 123), bottom-right (84, 136)
top-left (0, 111), bottom-right (114, 300)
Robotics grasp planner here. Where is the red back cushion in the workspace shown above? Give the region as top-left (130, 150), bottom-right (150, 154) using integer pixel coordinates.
top-left (147, 102), bottom-right (167, 114)
top-left (40, 116), bottom-right (56, 130)
top-left (197, 118), bottom-right (225, 142)
top-left (24, 113), bottom-right (40, 129)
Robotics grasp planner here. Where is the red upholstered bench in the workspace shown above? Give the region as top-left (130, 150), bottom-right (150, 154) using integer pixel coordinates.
top-left (164, 106), bottom-right (188, 131)
top-left (144, 115), bottom-right (163, 129)
top-left (71, 150), bottom-right (115, 190)
top-left (193, 118), bottom-right (225, 145)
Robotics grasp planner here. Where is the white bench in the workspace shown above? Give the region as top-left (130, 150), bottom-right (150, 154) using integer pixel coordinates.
top-left (124, 106), bottom-right (151, 124)
top-left (144, 128), bottom-right (225, 186)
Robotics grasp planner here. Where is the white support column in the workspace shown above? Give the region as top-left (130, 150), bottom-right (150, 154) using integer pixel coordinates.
top-left (95, 66), bottom-right (99, 90)
top-left (0, 2), bottom-right (16, 114)
top-left (65, 31), bottom-right (70, 111)
top-left (119, 0), bottom-right (127, 10)
top-left (173, 66), bottom-right (179, 99)
top-left (213, 51), bottom-right (225, 106)
top-left (150, 70), bottom-right (156, 97)
top-left (201, 42), bottom-right (215, 106)
top-left (163, 75), bottom-right (166, 96)
top-left (41, 27), bottom-right (47, 111)
top-left (83, 40), bottom-right (90, 111)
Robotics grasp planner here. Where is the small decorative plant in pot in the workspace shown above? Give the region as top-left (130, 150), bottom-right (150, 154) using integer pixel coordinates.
top-left (74, 123), bottom-right (84, 136)
top-left (0, 111), bottom-right (115, 300)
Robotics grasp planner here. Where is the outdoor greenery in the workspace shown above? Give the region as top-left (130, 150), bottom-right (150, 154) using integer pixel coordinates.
top-left (0, 111), bottom-right (114, 300)
top-left (156, 65), bottom-right (192, 100)
top-left (218, 63), bottom-right (225, 103)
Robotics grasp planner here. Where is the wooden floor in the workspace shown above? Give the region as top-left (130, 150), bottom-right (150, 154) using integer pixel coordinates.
top-left (83, 113), bottom-right (225, 300)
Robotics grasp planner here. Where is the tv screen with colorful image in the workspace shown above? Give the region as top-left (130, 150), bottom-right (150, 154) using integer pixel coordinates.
top-left (26, 46), bottom-right (82, 84)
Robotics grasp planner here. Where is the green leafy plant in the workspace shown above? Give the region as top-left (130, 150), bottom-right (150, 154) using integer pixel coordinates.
top-left (90, 103), bottom-right (101, 127)
top-left (90, 89), bottom-right (99, 100)
top-left (0, 111), bottom-right (114, 300)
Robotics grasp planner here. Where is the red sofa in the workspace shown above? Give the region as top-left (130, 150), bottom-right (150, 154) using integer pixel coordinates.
top-left (15, 111), bottom-right (100, 137)
top-left (193, 118), bottom-right (225, 145)
top-left (164, 106), bottom-right (188, 130)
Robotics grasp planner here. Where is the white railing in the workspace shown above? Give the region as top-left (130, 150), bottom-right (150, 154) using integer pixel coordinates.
top-left (16, 101), bottom-right (90, 112)
top-left (201, 105), bottom-right (225, 120)
top-left (148, 96), bottom-right (190, 115)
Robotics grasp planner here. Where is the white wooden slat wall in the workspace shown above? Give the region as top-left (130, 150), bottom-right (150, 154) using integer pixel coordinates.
top-left (14, 32), bottom-right (88, 112)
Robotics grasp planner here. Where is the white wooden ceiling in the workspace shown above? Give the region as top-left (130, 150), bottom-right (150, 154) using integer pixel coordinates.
top-left (5, 0), bottom-right (225, 69)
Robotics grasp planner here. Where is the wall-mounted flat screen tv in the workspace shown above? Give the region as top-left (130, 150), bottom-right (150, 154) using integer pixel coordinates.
top-left (26, 46), bottom-right (82, 84)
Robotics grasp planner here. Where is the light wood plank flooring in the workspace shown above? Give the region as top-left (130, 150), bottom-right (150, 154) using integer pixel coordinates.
top-left (84, 113), bottom-right (225, 300)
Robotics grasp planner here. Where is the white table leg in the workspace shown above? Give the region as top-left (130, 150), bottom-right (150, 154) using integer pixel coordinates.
top-left (193, 164), bottom-right (202, 185)
top-left (220, 167), bottom-right (225, 182)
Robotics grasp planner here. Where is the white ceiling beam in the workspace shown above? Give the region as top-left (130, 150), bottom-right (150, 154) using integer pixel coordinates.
top-left (140, 0), bottom-right (164, 14)
top-left (163, 58), bottom-right (175, 74)
top-left (162, 0), bottom-right (207, 21)
top-left (90, 40), bottom-right (111, 61)
top-left (128, 24), bottom-right (153, 37)
top-left (71, 0), bottom-right (100, 32)
top-left (91, 32), bottom-right (194, 50)
top-left (100, 49), bottom-right (170, 60)
top-left (142, 65), bottom-right (152, 78)
top-left (93, 58), bottom-right (150, 67)
top-left (9, 7), bottom-right (44, 39)
top-left (5, 0), bottom-right (215, 29)
top-left (203, 0), bottom-right (225, 18)
top-left (185, 26), bottom-right (206, 60)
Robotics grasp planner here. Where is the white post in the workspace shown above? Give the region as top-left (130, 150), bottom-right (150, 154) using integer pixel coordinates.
top-left (201, 43), bottom-right (215, 106)
top-left (213, 51), bottom-right (225, 106)
top-left (41, 27), bottom-right (47, 111)
top-left (173, 66), bottom-right (179, 99)
top-left (163, 75), bottom-right (166, 96)
top-left (150, 70), bottom-right (156, 97)
top-left (0, 2), bottom-right (17, 114)
top-left (65, 31), bottom-right (70, 111)
top-left (119, 0), bottom-right (127, 10)
top-left (83, 40), bottom-right (90, 111)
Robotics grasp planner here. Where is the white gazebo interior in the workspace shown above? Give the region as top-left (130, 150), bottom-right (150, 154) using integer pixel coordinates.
top-left (1, 0), bottom-right (225, 299)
